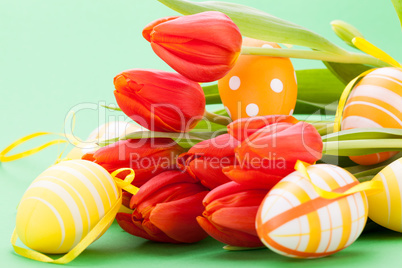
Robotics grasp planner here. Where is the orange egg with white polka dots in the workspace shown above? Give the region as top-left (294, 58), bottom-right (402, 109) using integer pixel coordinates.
top-left (218, 38), bottom-right (297, 120)
top-left (341, 67), bottom-right (402, 165)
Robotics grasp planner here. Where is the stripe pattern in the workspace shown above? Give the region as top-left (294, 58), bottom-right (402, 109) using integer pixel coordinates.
top-left (368, 157), bottom-right (402, 232)
top-left (341, 67), bottom-right (402, 165)
top-left (16, 160), bottom-right (120, 254)
top-left (256, 164), bottom-right (368, 258)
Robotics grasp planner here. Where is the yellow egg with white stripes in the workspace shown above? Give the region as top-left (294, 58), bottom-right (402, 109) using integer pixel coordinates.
top-left (256, 164), bottom-right (368, 258)
top-left (16, 160), bottom-right (120, 254)
top-left (341, 67), bottom-right (402, 165)
top-left (368, 157), bottom-right (402, 232)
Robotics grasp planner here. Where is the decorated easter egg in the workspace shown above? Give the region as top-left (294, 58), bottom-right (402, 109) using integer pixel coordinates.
top-left (218, 37), bottom-right (297, 120)
top-left (65, 121), bottom-right (144, 160)
top-left (341, 67), bottom-right (402, 165)
top-left (256, 164), bottom-right (368, 258)
top-left (16, 160), bottom-right (120, 254)
top-left (367, 157), bottom-right (402, 232)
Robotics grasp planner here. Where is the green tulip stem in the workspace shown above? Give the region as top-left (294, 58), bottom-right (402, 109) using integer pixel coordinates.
top-left (322, 139), bottom-right (402, 156)
top-left (352, 166), bottom-right (385, 179)
top-left (241, 46), bottom-right (390, 67)
top-left (204, 111), bottom-right (232, 126)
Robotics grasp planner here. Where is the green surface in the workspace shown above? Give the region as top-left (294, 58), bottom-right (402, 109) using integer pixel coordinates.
top-left (1, 0), bottom-right (402, 267)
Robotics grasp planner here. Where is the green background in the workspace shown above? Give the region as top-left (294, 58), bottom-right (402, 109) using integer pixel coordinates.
top-left (1, 0), bottom-right (402, 267)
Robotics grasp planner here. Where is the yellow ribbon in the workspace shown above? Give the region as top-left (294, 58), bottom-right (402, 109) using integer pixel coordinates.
top-left (353, 37), bottom-right (402, 68)
top-left (333, 37), bottom-right (402, 133)
top-left (0, 132), bottom-right (74, 162)
top-left (333, 69), bottom-right (376, 133)
top-left (0, 112), bottom-right (80, 162)
top-left (295, 160), bottom-right (383, 199)
top-left (111, 168), bottom-right (140, 195)
top-left (11, 168), bottom-right (138, 264)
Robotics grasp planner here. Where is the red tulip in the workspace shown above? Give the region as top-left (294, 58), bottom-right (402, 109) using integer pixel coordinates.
top-left (227, 115), bottom-right (299, 142)
top-left (177, 134), bottom-right (240, 189)
top-left (197, 181), bottom-right (268, 247)
top-left (224, 121), bottom-right (323, 187)
top-left (142, 11), bottom-right (242, 82)
top-left (114, 69), bottom-right (205, 132)
top-left (82, 138), bottom-right (185, 187)
top-left (116, 170), bottom-right (209, 243)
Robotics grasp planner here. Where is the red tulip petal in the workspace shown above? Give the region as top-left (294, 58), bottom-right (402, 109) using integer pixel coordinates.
top-left (142, 16), bottom-right (179, 42)
top-left (150, 191), bottom-right (209, 243)
top-left (151, 43), bottom-right (234, 82)
top-left (187, 134), bottom-right (240, 157)
top-left (189, 158), bottom-right (232, 189)
top-left (197, 216), bottom-right (263, 247)
top-left (114, 69), bottom-right (205, 132)
top-left (223, 166), bottom-right (287, 188)
top-left (203, 181), bottom-right (268, 205)
top-left (122, 192), bottom-right (133, 209)
top-left (239, 122), bottom-right (323, 164)
top-left (228, 115), bottom-right (298, 141)
top-left (131, 171), bottom-right (200, 206)
top-left (151, 11), bottom-right (242, 53)
top-left (116, 212), bottom-right (176, 243)
top-left (209, 206), bottom-right (259, 236)
top-left (204, 189), bottom-right (267, 217)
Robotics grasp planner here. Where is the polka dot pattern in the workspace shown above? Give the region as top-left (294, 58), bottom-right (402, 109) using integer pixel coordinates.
top-left (270, 79), bottom-right (284, 93)
top-left (218, 37), bottom-right (297, 120)
top-left (229, 76), bottom-right (241, 90)
top-left (246, 103), bottom-right (259, 116)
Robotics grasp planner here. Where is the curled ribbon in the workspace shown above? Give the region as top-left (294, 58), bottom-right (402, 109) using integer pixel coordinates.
top-left (11, 168), bottom-right (138, 264)
top-left (294, 160), bottom-right (384, 198)
top-left (334, 37), bottom-right (402, 133)
top-left (0, 112), bottom-right (80, 163)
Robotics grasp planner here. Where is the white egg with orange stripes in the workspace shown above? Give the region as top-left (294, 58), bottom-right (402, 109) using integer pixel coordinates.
top-left (15, 160), bottom-right (120, 254)
top-left (367, 157), bottom-right (402, 232)
top-left (341, 67), bottom-right (402, 165)
top-left (256, 164), bottom-right (368, 258)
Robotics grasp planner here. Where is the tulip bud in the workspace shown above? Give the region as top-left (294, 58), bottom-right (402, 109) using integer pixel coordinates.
top-left (82, 138), bottom-right (185, 187)
top-left (177, 134), bottom-right (240, 189)
top-left (331, 20), bottom-right (364, 48)
top-left (224, 121), bottom-right (323, 187)
top-left (114, 69), bottom-right (206, 132)
top-left (227, 115), bottom-right (299, 142)
top-left (143, 11), bottom-right (242, 82)
top-left (197, 181), bottom-right (267, 247)
top-left (116, 170), bottom-right (209, 243)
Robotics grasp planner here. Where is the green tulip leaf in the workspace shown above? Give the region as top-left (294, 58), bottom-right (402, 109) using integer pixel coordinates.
top-left (203, 84), bottom-right (222, 104)
top-left (191, 118), bottom-right (227, 132)
top-left (296, 69), bottom-right (344, 103)
top-left (101, 104), bottom-right (122, 111)
top-left (323, 62), bottom-right (372, 84)
top-left (392, 0), bottom-right (402, 30)
top-left (99, 129), bottom-right (225, 148)
top-left (322, 128), bottom-right (402, 142)
top-left (323, 139), bottom-right (402, 156)
top-left (294, 99), bottom-right (337, 115)
top-left (158, 0), bottom-right (346, 54)
top-left (318, 154), bottom-right (357, 167)
top-left (213, 108), bottom-right (230, 117)
top-left (344, 152), bottom-right (402, 176)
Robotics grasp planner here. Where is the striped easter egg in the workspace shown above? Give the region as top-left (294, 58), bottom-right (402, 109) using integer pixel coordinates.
top-left (341, 67), bottom-right (402, 165)
top-left (16, 160), bottom-right (120, 254)
top-left (368, 157), bottom-right (402, 232)
top-left (256, 164), bottom-right (368, 258)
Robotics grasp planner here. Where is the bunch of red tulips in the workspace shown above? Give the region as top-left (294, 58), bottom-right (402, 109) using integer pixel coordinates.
top-left (83, 11), bottom-right (323, 248)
